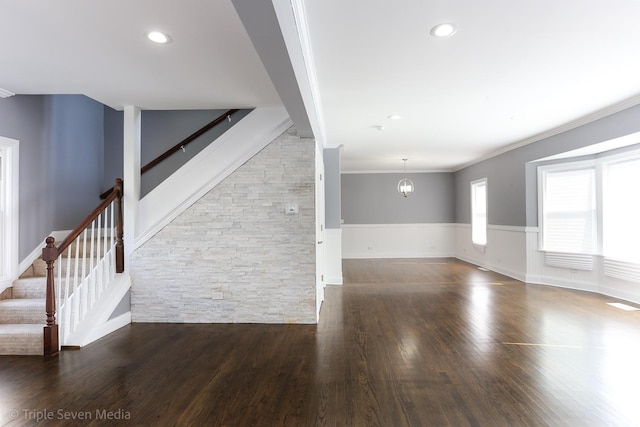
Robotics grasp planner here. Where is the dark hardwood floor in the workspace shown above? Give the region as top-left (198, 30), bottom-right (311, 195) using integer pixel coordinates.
top-left (2, 258), bottom-right (640, 426)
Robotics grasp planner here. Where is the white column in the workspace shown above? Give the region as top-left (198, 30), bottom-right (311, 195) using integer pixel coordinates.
top-left (123, 106), bottom-right (141, 269)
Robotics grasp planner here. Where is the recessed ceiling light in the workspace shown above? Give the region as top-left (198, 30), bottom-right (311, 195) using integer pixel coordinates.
top-left (430, 23), bottom-right (457, 38)
top-left (388, 115), bottom-right (402, 120)
top-left (146, 31), bottom-right (171, 44)
top-left (372, 125), bottom-right (385, 131)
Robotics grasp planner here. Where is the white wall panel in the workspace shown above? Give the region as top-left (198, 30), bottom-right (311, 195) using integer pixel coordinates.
top-left (455, 224), bottom-right (527, 281)
top-left (342, 224), bottom-right (456, 259)
top-left (525, 229), bottom-right (640, 305)
top-left (325, 228), bottom-right (343, 284)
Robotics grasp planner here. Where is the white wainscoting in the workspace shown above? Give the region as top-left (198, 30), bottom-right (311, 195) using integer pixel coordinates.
top-left (455, 224), bottom-right (528, 282)
top-left (342, 223), bottom-right (456, 259)
top-left (342, 223), bottom-right (640, 306)
top-left (525, 228), bottom-right (640, 305)
top-left (324, 228), bottom-right (343, 285)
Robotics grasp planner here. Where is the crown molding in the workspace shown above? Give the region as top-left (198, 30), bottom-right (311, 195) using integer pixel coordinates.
top-left (453, 93), bottom-right (640, 171)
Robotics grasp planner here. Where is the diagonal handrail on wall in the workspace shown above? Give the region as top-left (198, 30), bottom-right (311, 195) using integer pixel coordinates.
top-left (100, 109), bottom-right (240, 200)
top-left (141, 108), bottom-right (240, 174)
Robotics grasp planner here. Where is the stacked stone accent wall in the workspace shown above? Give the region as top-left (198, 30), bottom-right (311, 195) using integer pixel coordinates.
top-left (130, 128), bottom-right (316, 323)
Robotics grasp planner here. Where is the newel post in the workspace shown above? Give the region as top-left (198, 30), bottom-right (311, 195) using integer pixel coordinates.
top-left (42, 236), bottom-right (59, 356)
top-left (114, 178), bottom-right (124, 273)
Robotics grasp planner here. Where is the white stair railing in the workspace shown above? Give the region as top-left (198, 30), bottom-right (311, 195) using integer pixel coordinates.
top-left (56, 205), bottom-right (119, 347)
top-left (42, 179), bottom-right (124, 356)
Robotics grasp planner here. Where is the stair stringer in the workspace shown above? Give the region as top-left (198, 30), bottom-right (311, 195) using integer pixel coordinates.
top-left (135, 105), bottom-right (293, 249)
top-left (61, 273), bottom-right (131, 347)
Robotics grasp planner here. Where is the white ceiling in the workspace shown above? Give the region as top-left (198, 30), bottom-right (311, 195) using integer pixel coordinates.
top-left (2, 0), bottom-right (640, 172)
top-left (0, 0), bottom-right (281, 110)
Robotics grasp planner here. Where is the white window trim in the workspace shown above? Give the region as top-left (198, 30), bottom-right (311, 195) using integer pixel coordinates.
top-left (470, 177), bottom-right (487, 247)
top-left (601, 150), bottom-right (640, 264)
top-left (537, 158), bottom-right (596, 255)
top-left (537, 147), bottom-right (640, 274)
top-left (0, 136), bottom-right (19, 290)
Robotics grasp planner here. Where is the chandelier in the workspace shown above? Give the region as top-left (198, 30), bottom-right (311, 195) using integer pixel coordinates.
top-left (397, 158), bottom-right (414, 197)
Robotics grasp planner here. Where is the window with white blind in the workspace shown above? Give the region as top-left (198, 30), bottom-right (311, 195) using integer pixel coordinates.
top-left (603, 156), bottom-right (640, 264)
top-left (539, 165), bottom-right (596, 254)
top-left (538, 149), bottom-right (640, 279)
top-left (471, 178), bottom-right (487, 246)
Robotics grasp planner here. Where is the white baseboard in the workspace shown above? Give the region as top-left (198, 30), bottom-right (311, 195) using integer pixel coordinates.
top-left (456, 254), bottom-right (527, 282)
top-left (454, 224), bottom-right (528, 281)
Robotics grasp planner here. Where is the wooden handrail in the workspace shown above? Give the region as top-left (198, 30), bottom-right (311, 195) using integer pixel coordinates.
top-left (57, 179), bottom-right (124, 255)
top-left (100, 109), bottom-right (240, 199)
top-left (141, 108), bottom-right (240, 174)
top-left (42, 178), bottom-right (124, 356)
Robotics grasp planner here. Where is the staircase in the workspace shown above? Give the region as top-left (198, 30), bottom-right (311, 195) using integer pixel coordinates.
top-left (0, 242), bottom-right (95, 355)
top-left (0, 231), bottom-right (124, 355)
top-left (0, 266), bottom-right (47, 355)
top-left (0, 106), bottom-right (289, 356)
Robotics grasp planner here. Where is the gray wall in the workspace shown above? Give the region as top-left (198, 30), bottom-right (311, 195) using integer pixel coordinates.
top-left (103, 106), bottom-right (123, 192)
top-left (341, 172), bottom-right (454, 224)
top-left (0, 95), bottom-right (104, 261)
top-left (0, 96), bottom-right (49, 261)
top-left (140, 109), bottom-right (252, 196)
top-left (323, 147), bottom-right (341, 229)
top-left (455, 104), bottom-right (640, 227)
top-left (47, 96), bottom-right (104, 228)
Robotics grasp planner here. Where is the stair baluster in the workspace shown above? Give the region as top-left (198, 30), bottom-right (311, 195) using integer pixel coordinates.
top-left (41, 178), bottom-right (124, 356)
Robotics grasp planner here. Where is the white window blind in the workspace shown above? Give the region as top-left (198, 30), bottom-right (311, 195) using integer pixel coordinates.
top-left (541, 167), bottom-right (596, 254)
top-left (471, 179), bottom-right (487, 246)
top-left (603, 157), bottom-right (640, 264)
